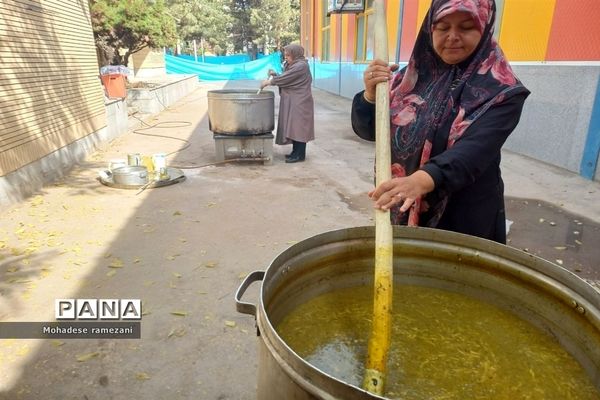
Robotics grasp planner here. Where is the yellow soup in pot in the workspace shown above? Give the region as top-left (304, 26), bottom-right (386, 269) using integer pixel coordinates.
top-left (276, 285), bottom-right (600, 400)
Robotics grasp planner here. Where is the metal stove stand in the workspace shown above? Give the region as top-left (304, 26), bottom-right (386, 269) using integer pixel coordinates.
top-left (213, 132), bottom-right (274, 165)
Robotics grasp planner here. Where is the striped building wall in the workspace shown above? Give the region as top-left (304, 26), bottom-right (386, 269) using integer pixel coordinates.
top-left (0, 0), bottom-right (106, 177)
top-left (301, 0), bottom-right (600, 180)
top-left (0, 0), bottom-right (112, 205)
top-left (304, 0), bottom-right (600, 62)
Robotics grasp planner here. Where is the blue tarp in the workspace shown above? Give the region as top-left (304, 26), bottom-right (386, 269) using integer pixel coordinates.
top-left (171, 53), bottom-right (271, 64)
top-left (165, 52), bottom-right (283, 81)
top-left (176, 54), bottom-right (251, 64)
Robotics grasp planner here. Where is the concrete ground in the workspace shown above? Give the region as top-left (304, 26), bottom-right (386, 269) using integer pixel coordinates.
top-left (0, 80), bottom-right (599, 400)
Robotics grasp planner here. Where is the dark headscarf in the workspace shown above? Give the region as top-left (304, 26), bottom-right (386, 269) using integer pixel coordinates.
top-left (284, 44), bottom-right (306, 69)
top-left (388, 0), bottom-right (529, 226)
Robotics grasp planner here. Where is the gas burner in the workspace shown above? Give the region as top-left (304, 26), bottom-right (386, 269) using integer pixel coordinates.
top-left (213, 132), bottom-right (274, 165)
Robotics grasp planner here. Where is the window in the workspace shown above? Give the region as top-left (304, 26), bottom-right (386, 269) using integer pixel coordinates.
top-left (321, 0), bottom-right (331, 61)
top-left (355, 0), bottom-right (375, 62)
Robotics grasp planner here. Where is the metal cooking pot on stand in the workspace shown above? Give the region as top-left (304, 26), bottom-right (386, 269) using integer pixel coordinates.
top-left (207, 90), bottom-right (274, 135)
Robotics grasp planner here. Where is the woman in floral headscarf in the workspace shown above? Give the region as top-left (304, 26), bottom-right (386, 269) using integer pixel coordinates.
top-left (351, 0), bottom-right (530, 243)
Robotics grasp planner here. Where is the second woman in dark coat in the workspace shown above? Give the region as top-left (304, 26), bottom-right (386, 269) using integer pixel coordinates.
top-left (261, 44), bottom-right (315, 163)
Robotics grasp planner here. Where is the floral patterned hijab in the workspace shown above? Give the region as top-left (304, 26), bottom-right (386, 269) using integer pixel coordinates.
top-left (388, 0), bottom-right (529, 226)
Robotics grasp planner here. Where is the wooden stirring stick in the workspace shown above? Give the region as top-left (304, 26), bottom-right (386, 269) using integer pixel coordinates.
top-left (363, 0), bottom-right (393, 395)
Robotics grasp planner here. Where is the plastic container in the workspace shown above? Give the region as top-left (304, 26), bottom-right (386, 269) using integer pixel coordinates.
top-left (101, 74), bottom-right (127, 99)
top-left (152, 153), bottom-right (169, 180)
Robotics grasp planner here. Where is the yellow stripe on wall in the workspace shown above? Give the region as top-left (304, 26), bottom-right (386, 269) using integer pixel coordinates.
top-left (331, 14), bottom-right (338, 59)
top-left (417, 0), bottom-right (432, 29)
top-left (498, 0), bottom-right (556, 61)
top-left (387, 1), bottom-right (399, 61)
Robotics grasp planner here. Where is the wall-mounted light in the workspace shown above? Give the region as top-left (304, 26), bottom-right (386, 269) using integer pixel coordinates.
top-left (327, 0), bottom-right (366, 15)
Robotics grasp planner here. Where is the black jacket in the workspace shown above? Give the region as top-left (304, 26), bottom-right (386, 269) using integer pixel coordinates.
top-left (351, 91), bottom-right (528, 243)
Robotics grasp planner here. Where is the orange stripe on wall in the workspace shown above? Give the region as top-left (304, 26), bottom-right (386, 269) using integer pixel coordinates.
top-left (398, 0), bottom-right (432, 61)
top-left (341, 15), bottom-right (348, 61)
top-left (331, 15), bottom-right (338, 60)
top-left (399, 0), bottom-right (419, 61)
top-left (314, 0), bottom-right (321, 60)
top-left (345, 14), bottom-right (356, 61)
top-left (546, 0), bottom-right (600, 61)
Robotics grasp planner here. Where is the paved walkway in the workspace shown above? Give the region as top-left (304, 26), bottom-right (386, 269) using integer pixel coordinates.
top-left (0, 80), bottom-right (599, 399)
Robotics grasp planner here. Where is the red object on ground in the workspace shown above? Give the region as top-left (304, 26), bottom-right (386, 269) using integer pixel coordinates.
top-left (101, 74), bottom-right (127, 98)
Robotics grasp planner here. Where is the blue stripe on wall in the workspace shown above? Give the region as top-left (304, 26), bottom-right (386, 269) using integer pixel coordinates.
top-left (395, 0), bottom-right (404, 63)
top-left (580, 75), bottom-right (600, 179)
top-left (494, 0), bottom-right (504, 41)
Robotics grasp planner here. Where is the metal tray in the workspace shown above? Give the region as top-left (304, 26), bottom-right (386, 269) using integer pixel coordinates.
top-left (98, 167), bottom-right (185, 190)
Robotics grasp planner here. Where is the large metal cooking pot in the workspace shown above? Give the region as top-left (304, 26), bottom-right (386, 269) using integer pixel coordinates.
top-left (207, 90), bottom-right (274, 135)
top-left (235, 226), bottom-right (600, 399)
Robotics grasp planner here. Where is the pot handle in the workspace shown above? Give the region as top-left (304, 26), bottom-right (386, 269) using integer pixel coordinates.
top-left (235, 270), bottom-right (265, 316)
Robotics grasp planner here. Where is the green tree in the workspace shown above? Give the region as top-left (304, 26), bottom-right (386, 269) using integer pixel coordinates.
top-left (167, 0), bottom-right (233, 56)
top-left (90, 0), bottom-right (177, 66)
top-left (250, 0), bottom-right (299, 54)
top-left (228, 0), bottom-right (299, 58)
top-left (229, 0), bottom-right (260, 57)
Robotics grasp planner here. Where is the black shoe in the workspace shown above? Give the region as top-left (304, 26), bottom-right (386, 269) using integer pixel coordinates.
top-left (285, 155), bottom-right (305, 163)
top-left (286, 142), bottom-right (298, 159)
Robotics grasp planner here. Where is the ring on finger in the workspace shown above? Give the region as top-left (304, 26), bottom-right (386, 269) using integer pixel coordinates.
top-left (370, 71), bottom-right (373, 78)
